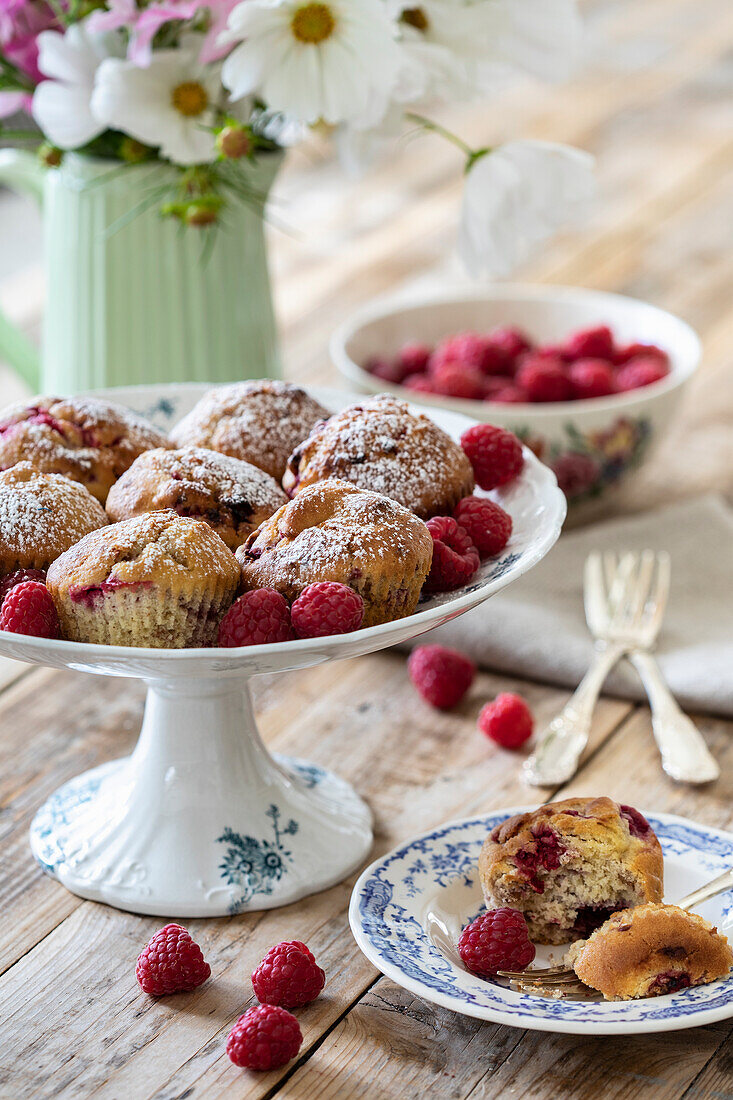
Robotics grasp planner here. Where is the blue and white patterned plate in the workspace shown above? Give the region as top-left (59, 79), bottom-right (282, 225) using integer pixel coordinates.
top-left (350, 809), bottom-right (733, 1034)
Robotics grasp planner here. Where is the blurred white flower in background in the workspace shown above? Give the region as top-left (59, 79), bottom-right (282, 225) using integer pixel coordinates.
top-left (221, 0), bottom-right (404, 125)
top-left (458, 140), bottom-right (596, 277)
top-left (32, 23), bottom-right (121, 148)
top-left (92, 41), bottom-right (222, 164)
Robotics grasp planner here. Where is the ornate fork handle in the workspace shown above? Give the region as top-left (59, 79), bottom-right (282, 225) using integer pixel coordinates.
top-left (628, 650), bottom-right (720, 784)
top-left (523, 642), bottom-right (627, 786)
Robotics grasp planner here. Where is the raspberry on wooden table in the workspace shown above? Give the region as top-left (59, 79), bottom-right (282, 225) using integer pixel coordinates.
top-left (252, 940), bottom-right (326, 1008)
top-left (615, 357), bottom-right (669, 392)
top-left (0, 568), bottom-right (47, 607)
top-left (478, 693), bottom-right (534, 749)
top-left (291, 582), bottom-right (364, 638)
top-left (408, 644), bottom-right (475, 710)
top-left (458, 908), bottom-right (535, 978)
top-left (459, 424), bottom-right (524, 491)
top-left (562, 324), bottom-right (615, 362)
top-left (226, 1004), bottom-right (302, 1071)
top-left (453, 497), bottom-right (512, 558)
top-left (568, 358), bottom-right (615, 399)
top-left (218, 589), bottom-right (293, 647)
top-left (424, 516), bottom-right (479, 592)
top-left (516, 355), bottom-right (573, 403)
top-left (0, 580), bottom-right (60, 638)
top-left (136, 923), bottom-right (211, 995)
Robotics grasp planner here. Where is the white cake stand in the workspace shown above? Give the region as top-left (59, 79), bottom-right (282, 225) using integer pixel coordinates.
top-left (0, 385), bottom-right (565, 917)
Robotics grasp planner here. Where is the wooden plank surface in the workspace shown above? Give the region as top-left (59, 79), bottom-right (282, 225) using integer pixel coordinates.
top-left (1, 0), bottom-right (733, 1095)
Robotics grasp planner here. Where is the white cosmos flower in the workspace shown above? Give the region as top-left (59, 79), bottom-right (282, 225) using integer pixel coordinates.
top-left (458, 140), bottom-right (595, 278)
top-left (92, 43), bottom-right (222, 165)
top-left (32, 22), bottom-right (122, 149)
top-left (221, 0), bottom-right (405, 126)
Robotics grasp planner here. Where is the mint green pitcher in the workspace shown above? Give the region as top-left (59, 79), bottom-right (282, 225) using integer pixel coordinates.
top-left (0, 150), bottom-right (282, 393)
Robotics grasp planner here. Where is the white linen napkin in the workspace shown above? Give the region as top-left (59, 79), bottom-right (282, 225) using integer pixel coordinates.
top-left (403, 495), bottom-right (733, 716)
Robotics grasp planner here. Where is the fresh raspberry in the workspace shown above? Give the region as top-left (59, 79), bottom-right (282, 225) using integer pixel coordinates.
top-left (0, 568), bottom-right (46, 607)
top-left (563, 324), bottom-right (614, 361)
top-left (226, 1005), bottom-right (302, 1071)
top-left (398, 342), bottom-right (431, 376)
top-left (218, 589), bottom-right (293, 647)
top-left (424, 516), bottom-right (479, 592)
top-left (366, 356), bottom-right (406, 385)
top-left (403, 374), bottom-right (436, 393)
top-left (135, 923), bottom-right (211, 995)
top-left (460, 424), bottom-right (524, 490)
top-left (459, 908), bottom-right (535, 978)
top-left (291, 581), bottom-right (364, 638)
top-left (252, 940), bottom-right (325, 1007)
top-left (551, 452), bottom-right (599, 498)
top-left (0, 580), bottom-right (60, 638)
top-left (487, 326), bottom-right (531, 370)
top-left (431, 361), bottom-right (485, 400)
top-left (478, 692), bottom-right (534, 749)
top-left (615, 342), bottom-right (669, 368)
top-left (430, 332), bottom-right (501, 375)
top-left (489, 385), bottom-right (528, 404)
top-left (408, 644), bottom-right (475, 709)
top-left (453, 496), bottom-right (512, 557)
top-left (615, 357), bottom-right (669, 392)
top-left (568, 357), bottom-right (615, 399)
top-left (516, 355), bottom-right (573, 402)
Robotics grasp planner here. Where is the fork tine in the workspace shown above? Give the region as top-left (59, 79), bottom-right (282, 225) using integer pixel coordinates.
top-left (627, 548), bottom-right (656, 625)
top-left (607, 551), bottom-right (639, 625)
top-left (639, 551), bottom-right (671, 645)
top-left (497, 965), bottom-right (574, 979)
top-left (583, 552), bottom-right (607, 633)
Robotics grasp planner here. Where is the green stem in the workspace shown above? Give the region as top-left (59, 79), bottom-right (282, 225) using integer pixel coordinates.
top-left (405, 111), bottom-right (475, 158)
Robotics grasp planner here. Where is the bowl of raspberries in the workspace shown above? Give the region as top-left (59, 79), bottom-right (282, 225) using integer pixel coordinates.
top-left (331, 284), bottom-right (700, 514)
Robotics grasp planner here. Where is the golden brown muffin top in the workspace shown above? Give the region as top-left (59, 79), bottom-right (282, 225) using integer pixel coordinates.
top-left (0, 462), bottom-right (108, 570)
top-left (106, 446), bottom-right (287, 550)
top-left (282, 394), bottom-right (475, 518)
top-left (47, 509), bottom-right (240, 593)
top-left (170, 381), bottom-right (330, 481)
top-left (0, 395), bottom-right (170, 503)
top-left (237, 478), bottom-right (433, 578)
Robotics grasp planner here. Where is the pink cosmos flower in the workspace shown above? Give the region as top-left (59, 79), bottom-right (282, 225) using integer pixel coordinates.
top-left (87, 0), bottom-right (237, 67)
top-left (0, 0), bottom-right (59, 84)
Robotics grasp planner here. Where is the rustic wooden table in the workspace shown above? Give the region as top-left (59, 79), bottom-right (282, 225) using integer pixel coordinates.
top-left (2, 0), bottom-right (733, 1096)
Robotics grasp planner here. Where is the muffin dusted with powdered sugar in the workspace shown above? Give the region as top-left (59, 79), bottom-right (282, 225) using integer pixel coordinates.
top-left (47, 510), bottom-right (240, 648)
top-left (170, 381), bottom-right (330, 481)
top-left (106, 446), bottom-right (287, 550)
top-left (282, 394), bottom-right (475, 518)
top-left (237, 479), bottom-right (433, 627)
top-left (479, 797), bottom-right (664, 945)
top-left (0, 462), bottom-right (108, 574)
top-left (566, 903), bottom-right (733, 999)
top-left (0, 396), bottom-right (170, 503)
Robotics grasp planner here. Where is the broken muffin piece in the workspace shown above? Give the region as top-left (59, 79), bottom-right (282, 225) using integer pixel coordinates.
top-left (565, 902), bottom-right (733, 999)
top-left (478, 796), bottom-right (663, 945)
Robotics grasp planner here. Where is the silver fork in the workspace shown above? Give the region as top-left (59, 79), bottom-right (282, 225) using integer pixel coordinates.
top-left (592, 551), bottom-right (718, 784)
top-left (523, 551), bottom-right (719, 786)
top-left (497, 864), bottom-right (733, 996)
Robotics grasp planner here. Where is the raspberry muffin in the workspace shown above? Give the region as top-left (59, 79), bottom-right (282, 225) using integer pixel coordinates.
top-left (566, 904), bottom-right (733, 999)
top-left (0, 396), bottom-right (170, 503)
top-left (47, 510), bottom-right (240, 648)
top-left (170, 381), bottom-right (330, 481)
top-left (0, 462), bottom-right (108, 574)
top-left (282, 394), bottom-right (475, 519)
top-left (237, 479), bottom-right (433, 627)
top-left (106, 447), bottom-right (287, 551)
top-left (479, 797), bottom-right (664, 945)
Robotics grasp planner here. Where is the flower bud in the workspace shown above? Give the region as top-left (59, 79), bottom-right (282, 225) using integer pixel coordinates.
top-left (184, 196), bottom-right (222, 227)
top-left (120, 137), bottom-right (152, 163)
top-left (216, 125), bottom-right (251, 160)
top-left (38, 143), bottom-right (62, 169)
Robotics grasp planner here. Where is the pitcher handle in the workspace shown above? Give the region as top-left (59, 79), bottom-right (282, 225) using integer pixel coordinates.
top-left (0, 148), bottom-right (44, 390)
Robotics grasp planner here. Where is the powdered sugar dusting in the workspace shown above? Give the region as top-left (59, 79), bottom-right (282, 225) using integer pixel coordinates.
top-left (170, 381), bottom-right (329, 480)
top-left (0, 463), bottom-right (108, 570)
top-left (284, 394), bottom-right (474, 517)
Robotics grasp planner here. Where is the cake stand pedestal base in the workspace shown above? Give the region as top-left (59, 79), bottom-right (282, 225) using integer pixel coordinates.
top-left (29, 677), bottom-right (373, 916)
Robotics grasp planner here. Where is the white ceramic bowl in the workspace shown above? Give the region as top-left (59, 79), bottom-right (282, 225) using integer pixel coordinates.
top-left (331, 284), bottom-right (701, 516)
